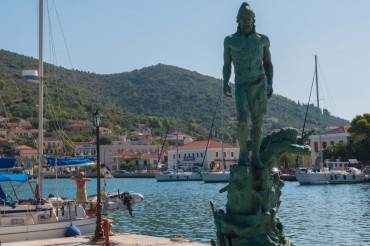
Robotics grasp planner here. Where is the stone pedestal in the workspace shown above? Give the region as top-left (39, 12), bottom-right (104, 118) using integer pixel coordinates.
top-left (211, 166), bottom-right (291, 246)
top-left (211, 128), bottom-right (311, 246)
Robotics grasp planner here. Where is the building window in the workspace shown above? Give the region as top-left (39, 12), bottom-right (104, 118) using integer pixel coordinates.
top-left (201, 153), bottom-right (203, 158)
top-left (215, 152), bottom-right (219, 157)
top-left (197, 153), bottom-right (199, 158)
top-left (322, 142), bottom-right (327, 149)
top-left (231, 152), bottom-right (234, 157)
top-left (314, 142), bottom-right (318, 152)
top-left (223, 152), bottom-right (226, 157)
top-left (173, 154), bottom-right (175, 159)
top-left (330, 141), bottom-right (335, 146)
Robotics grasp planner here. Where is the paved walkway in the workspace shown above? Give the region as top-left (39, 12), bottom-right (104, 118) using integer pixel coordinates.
top-left (2, 233), bottom-right (209, 246)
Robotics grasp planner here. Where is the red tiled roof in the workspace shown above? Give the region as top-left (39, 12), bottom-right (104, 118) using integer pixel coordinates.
top-left (324, 126), bottom-right (351, 135)
top-left (112, 152), bottom-right (157, 159)
top-left (175, 141), bottom-right (236, 150)
top-left (16, 145), bottom-right (33, 150)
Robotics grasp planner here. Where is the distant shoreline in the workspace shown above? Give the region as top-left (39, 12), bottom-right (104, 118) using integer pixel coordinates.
top-left (30, 173), bottom-right (298, 181)
top-left (30, 173), bottom-right (155, 179)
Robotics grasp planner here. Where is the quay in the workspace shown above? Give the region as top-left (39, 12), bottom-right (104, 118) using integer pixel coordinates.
top-left (34, 173), bottom-right (298, 181)
top-left (31, 173), bottom-right (155, 179)
top-left (2, 233), bottom-right (208, 246)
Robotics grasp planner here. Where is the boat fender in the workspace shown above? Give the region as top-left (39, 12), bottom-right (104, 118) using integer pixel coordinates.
top-left (65, 223), bottom-right (81, 237)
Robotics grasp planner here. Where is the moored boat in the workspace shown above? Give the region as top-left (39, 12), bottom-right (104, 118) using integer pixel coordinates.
top-left (202, 170), bottom-right (229, 183)
top-left (295, 167), bottom-right (365, 185)
top-left (0, 173), bottom-right (96, 243)
top-left (155, 171), bottom-right (202, 182)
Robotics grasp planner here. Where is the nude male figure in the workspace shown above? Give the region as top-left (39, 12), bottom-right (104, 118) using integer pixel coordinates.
top-left (223, 2), bottom-right (273, 169)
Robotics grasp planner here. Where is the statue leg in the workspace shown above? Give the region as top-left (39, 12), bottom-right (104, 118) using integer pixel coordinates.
top-left (235, 85), bottom-right (250, 166)
top-left (237, 121), bottom-right (249, 166)
top-left (248, 76), bottom-right (268, 170)
top-left (250, 117), bottom-right (264, 169)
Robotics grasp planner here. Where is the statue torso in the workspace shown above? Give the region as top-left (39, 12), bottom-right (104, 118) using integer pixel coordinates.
top-left (225, 32), bottom-right (268, 83)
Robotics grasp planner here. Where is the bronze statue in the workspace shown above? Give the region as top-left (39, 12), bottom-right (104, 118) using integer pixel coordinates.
top-left (223, 2), bottom-right (273, 170)
top-left (210, 3), bottom-right (310, 245)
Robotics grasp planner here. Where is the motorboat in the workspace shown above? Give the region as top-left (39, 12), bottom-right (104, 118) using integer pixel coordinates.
top-left (295, 167), bottom-right (365, 185)
top-left (155, 171), bottom-right (202, 182)
top-left (202, 170), bottom-right (230, 183)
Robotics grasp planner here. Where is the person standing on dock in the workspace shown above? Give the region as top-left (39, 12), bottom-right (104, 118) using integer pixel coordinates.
top-left (70, 171), bottom-right (91, 209)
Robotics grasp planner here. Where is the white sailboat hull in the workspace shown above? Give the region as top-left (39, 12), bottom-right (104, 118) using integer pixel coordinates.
top-left (0, 216), bottom-right (95, 243)
top-left (155, 172), bottom-right (202, 182)
top-left (295, 171), bottom-right (365, 185)
top-left (202, 171), bottom-right (230, 183)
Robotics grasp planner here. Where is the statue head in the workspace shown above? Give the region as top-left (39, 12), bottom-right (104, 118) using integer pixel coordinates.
top-left (236, 2), bottom-right (256, 35)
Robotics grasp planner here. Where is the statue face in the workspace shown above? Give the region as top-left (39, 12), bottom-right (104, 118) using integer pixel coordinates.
top-left (237, 14), bottom-right (253, 35)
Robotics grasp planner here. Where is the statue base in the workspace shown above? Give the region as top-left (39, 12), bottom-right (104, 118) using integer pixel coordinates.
top-left (210, 165), bottom-right (292, 246)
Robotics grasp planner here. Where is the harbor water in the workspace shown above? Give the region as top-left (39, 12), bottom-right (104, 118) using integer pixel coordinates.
top-left (3, 178), bottom-right (370, 245)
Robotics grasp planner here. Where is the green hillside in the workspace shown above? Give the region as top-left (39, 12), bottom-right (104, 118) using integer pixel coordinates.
top-left (0, 49), bottom-right (349, 142)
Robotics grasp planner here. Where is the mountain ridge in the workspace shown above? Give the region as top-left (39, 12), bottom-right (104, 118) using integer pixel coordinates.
top-left (0, 49), bottom-right (349, 141)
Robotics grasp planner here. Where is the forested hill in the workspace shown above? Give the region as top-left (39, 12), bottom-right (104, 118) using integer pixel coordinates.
top-left (0, 49), bottom-right (348, 138)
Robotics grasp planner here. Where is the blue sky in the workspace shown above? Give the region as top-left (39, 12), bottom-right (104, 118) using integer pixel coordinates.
top-left (1, 0), bottom-right (369, 121)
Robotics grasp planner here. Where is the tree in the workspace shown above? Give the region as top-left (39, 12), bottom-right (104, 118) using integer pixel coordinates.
top-left (119, 161), bottom-right (135, 171)
top-left (324, 113), bottom-right (370, 164)
top-left (349, 113), bottom-right (370, 138)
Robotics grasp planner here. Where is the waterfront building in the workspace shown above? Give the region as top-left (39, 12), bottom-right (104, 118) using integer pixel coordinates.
top-left (111, 152), bottom-right (158, 171)
top-left (309, 126), bottom-right (354, 164)
top-left (167, 140), bottom-right (239, 170)
top-left (101, 143), bottom-right (162, 171)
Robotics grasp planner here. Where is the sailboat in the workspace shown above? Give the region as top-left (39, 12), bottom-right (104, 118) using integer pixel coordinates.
top-left (154, 131), bottom-right (203, 182)
top-left (155, 103), bottom-right (202, 182)
top-left (295, 56), bottom-right (365, 185)
top-left (0, 1), bottom-right (96, 243)
top-left (202, 82), bottom-right (230, 183)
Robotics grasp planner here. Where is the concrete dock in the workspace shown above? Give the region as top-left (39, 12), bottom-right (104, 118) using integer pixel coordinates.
top-left (2, 233), bottom-right (208, 246)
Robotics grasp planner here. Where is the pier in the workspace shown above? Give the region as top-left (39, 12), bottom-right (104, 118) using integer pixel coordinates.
top-left (2, 233), bottom-right (208, 246)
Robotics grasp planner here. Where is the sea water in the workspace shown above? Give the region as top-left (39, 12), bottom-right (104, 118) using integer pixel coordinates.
top-left (3, 178), bottom-right (370, 245)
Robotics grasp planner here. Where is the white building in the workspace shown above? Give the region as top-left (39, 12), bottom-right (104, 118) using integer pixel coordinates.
top-left (309, 126), bottom-right (354, 164)
top-left (167, 140), bottom-right (239, 170)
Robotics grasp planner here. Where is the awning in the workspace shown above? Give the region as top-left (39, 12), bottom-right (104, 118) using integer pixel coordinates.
top-left (47, 157), bottom-right (96, 167)
top-left (0, 173), bottom-right (28, 182)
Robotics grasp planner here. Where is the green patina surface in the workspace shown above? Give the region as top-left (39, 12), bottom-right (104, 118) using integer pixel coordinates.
top-left (212, 3), bottom-right (311, 246)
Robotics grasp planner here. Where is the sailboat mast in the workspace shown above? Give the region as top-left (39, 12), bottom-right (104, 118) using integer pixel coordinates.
top-left (315, 55), bottom-right (323, 168)
top-left (175, 102), bottom-right (179, 170)
top-left (37, 0), bottom-right (44, 197)
top-left (221, 81), bottom-right (225, 168)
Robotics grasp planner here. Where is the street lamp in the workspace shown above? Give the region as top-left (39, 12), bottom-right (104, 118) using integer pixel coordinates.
top-left (93, 109), bottom-right (103, 241)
